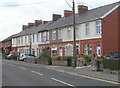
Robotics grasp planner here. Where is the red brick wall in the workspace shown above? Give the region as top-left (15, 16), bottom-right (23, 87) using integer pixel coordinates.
top-left (102, 7), bottom-right (119, 55)
top-left (80, 38), bottom-right (102, 56)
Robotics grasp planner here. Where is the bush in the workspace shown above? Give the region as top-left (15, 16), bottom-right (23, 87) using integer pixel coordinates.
top-left (39, 47), bottom-right (51, 59)
top-left (103, 59), bottom-right (120, 71)
top-left (52, 56), bottom-right (73, 61)
top-left (39, 47), bottom-right (52, 65)
top-left (78, 53), bottom-right (92, 62)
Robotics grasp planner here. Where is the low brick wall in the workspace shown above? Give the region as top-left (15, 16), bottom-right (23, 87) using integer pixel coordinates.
top-left (52, 60), bottom-right (68, 66)
top-left (26, 59), bottom-right (37, 64)
top-left (36, 59), bottom-right (50, 65)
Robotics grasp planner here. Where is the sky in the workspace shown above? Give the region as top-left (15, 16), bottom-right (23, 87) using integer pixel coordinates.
top-left (0, 0), bottom-right (119, 41)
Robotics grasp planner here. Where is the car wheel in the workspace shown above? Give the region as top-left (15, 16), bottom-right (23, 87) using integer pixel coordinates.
top-left (23, 58), bottom-right (26, 62)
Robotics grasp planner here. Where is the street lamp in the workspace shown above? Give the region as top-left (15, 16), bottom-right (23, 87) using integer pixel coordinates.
top-left (72, 0), bottom-right (77, 67)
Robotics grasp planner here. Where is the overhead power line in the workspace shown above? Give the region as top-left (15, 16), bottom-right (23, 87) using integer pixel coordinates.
top-left (65, 0), bottom-right (72, 8)
top-left (0, 1), bottom-right (46, 7)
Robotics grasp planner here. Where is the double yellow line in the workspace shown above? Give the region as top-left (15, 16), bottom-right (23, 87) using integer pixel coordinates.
top-left (44, 67), bottom-right (120, 85)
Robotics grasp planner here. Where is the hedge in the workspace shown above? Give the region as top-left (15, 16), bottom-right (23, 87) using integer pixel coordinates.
top-left (103, 59), bottom-right (120, 71)
top-left (52, 56), bottom-right (73, 61)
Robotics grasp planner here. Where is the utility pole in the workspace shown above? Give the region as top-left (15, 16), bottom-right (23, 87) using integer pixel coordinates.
top-left (29, 34), bottom-right (32, 54)
top-left (73, 0), bottom-right (77, 67)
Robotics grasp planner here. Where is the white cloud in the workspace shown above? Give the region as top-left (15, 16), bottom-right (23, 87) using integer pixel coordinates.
top-left (0, 0), bottom-right (119, 41)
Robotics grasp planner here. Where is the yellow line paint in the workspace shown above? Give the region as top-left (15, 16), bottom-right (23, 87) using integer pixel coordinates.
top-left (44, 67), bottom-right (120, 85)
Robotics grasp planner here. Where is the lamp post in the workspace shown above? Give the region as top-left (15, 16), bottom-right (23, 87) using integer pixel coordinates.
top-left (73, 0), bottom-right (77, 67)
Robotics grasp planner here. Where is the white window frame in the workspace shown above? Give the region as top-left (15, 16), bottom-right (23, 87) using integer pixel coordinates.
top-left (58, 29), bottom-right (62, 39)
top-left (96, 21), bottom-right (101, 34)
top-left (85, 23), bottom-right (90, 35)
top-left (52, 31), bottom-right (56, 40)
top-left (67, 28), bottom-right (71, 39)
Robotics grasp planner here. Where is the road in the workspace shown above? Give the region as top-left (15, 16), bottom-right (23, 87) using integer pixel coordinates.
top-left (2, 59), bottom-right (119, 87)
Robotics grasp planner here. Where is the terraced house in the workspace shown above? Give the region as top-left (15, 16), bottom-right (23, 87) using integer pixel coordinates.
top-left (12, 1), bottom-right (120, 57)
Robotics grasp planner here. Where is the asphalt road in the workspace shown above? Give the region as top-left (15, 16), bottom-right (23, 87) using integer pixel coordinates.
top-left (2, 59), bottom-right (119, 87)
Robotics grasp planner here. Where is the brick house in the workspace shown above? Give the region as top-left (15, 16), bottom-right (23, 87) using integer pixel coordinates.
top-left (11, 1), bottom-right (120, 57)
top-left (48, 1), bottom-right (120, 57)
top-left (1, 35), bottom-right (15, 54)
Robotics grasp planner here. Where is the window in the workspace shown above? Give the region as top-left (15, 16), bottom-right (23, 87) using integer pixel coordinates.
top-left (21, 37), bottom-right (23, 44)
top-left (46, 32), bottom-right (49, 41)
top-left (52, 31), bottom-right (56, 40)
top-left (33, 35), bottom-right (35, 43)
top-left (25, 36), bottom-right (27, 44)
top-left (84, 45), bottom-right (92, 55)
top-left (58, 29), bottom-right (62, 39)
top-left (41, 32), bottom-right (46, 42)
top-left (67, 28), bottom-right (71, 39)
top-left (43, 32), bottom-right (46, 41)
top-left (75, 26), bottom-right (79, 38)
top-left (96, 21), bottom-right (101, 34)
top-left (96, 44), bottom-right (101, 56)
top-left (66, 45), bottom-right (72, 56)
top-left (52, 47), bottom-right (57, 56)
top-left (36, 33), bottom-right (39, 42)
top-left (85, 23), bottom-right (90, 35)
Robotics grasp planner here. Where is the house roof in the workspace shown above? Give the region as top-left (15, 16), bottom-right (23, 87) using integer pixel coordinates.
top-left (2, 34), bottom-right (15, 42)
top-left (13, 1), bottom-right (119, 38)
top-left (48, 1), bottom-right (119, 29)
top-left (13, 21), bottom-right (53, 38)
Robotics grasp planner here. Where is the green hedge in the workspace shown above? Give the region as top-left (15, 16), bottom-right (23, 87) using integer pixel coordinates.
top-left (103, 59), bottom-right (120, 71)
top-left (52, 56), bottom-right (73, 61)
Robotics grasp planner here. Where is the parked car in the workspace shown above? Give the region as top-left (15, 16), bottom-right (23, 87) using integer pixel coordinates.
top-left (0, 53), bottom-right (7, 59)
top-left (19, 53), bottom-right (37, 61)
top-left (7, 54), bottom-right (16, 59)
top-left (106, 52), bottom-right (120, 59)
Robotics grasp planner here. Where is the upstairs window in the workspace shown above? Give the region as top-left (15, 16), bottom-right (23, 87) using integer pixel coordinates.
top-left (41, 32), bottom-right (46, 42)
top-left (33, 35), bottom-right (35, 43)
top-left (36, 33), bottom-right (39, 42)
top-left (85, 23), bottom-right (90, 35)
top-left (67, 28), bottom-right (71, 39)
top-left (75, 26), bottom-right (79, 38)
top-left (52, 31), bottom-right (56, 40)
top-left (96, 21), bottom-right (101, 34)
top-left (46, 32), bottom-right (49, 41)
top-left (58, 29), bottom-right (62, 39)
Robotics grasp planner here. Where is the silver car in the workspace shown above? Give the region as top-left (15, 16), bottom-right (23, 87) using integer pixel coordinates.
top-left (19, 53), bottom-right (37, 61)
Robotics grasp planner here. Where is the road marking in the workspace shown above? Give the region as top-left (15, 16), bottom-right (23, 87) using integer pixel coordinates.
top-left (9, 64), bottom-right (15, 67)
top-left (18, 66), bottom-right (27, 70)
top-left (31, 70), bottom-right (43, 76)
top-left (45, 67), bottom-right (120, 85)
top-left (51, 77), bottom-right (75, 87)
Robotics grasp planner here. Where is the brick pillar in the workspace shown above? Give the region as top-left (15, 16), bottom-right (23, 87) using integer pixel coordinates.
top-left (62, 47), bottom-right (65, 56)
top-left (57, 47), bottom-right (59, 56)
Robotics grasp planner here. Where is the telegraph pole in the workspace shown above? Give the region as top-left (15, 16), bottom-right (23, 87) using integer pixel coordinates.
top-left (29, 34), bottom-right (32, 54)
top-left (73, 0), bottom-right (77, 67)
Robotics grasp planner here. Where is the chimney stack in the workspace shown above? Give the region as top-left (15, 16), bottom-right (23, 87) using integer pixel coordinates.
top-left (52, 14), bottom-right (61, 22)
top-left (35, 20), bottom-right (42, 27)
top-left (43, 21), bottom-right (49, 24)
top-left (28, 23), bottom-right (34, 28)
top-left (78, 5), bottom-right (88, 14)
top-left (64, 10), bottom-right (73, 17)
top-left (22, 25), bottom-right (28, 31)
